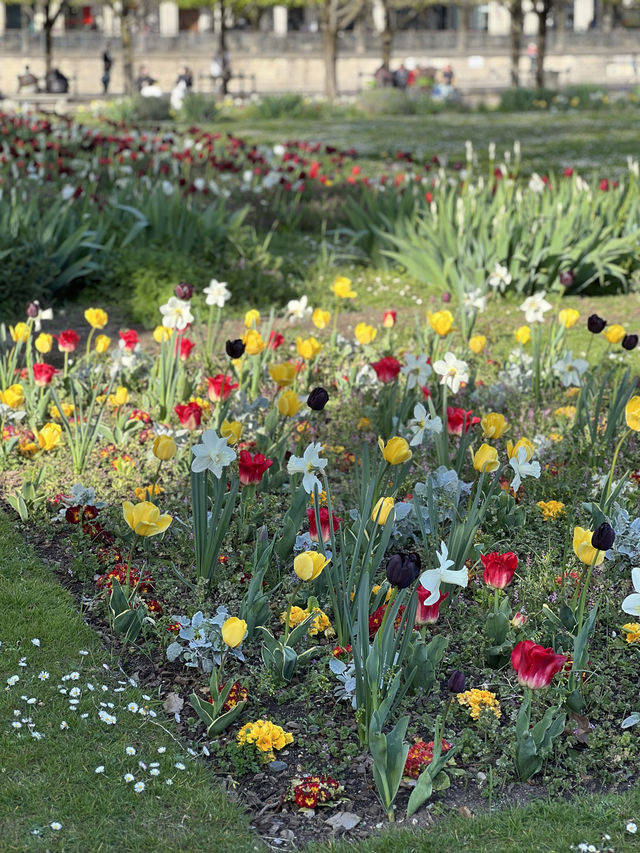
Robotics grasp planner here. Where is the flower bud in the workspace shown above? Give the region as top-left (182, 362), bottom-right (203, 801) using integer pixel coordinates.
top-left (587, 314), bottom-right (606, 334)
top-left (591, 522), bottom-right (615, 551)
top-left (622, 333), bottom-right (638, 351)
top-left (559, 270), bottom-right (575, 288)
top-left (447, 670), bottom-right (466, 694)
top-left (307, 387), bottom-right (329, 411)
top-left (225, 338), bottom-right (245, 359)
top-left (26, 300), bottom-right (40, 318)
top-left (153, 434), bottom-right (176, 461)
top-left (175, 281), bottom-right (194, 300)
top-left (385, 552), bottom-right (421, 589)
top-left (441, 291), bottom-right (451, 303)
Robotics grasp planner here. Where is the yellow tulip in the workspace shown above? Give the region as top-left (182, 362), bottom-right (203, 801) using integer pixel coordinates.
top-left (626, 396), bottom-right (640, 431)
top-left (153, 325), bottom-right (172, 343)
top-left (293, 551), bottom-right (330, 581)
top-left (221, 617), bottom-right (248, 648)
top-left (312, 308), bottom-right (331, 329)
top-left (243, 329), bottom-right (266, 356)
top-left (506, 437), bottom-right (534, 461)
top-left (277, 390), bottom-right (302, 417)
top-left (84, 308), bottom-right (108, 329)
top-left (37, 423), bottom-right (62, 451)
top-left (122, 501), bottom-right (172, 537)
top-left (469, 334), bottom-right (487, 354)
top-left (108, 386), bottom-right (129, 407)
top-left (296, 336), bottom-right (322, 360)
top-left (9, 322), bottom-right (30, 343)
top-left (221, 419), bottom-right (243, 445)
top-left (0, 384), bottom-right (25, 408)
top-left (514, 325), bottom-right (531, 345)
top-left (357, 417), bottom-right (371, 430)
top-left (481, 413), bottom-right (508, 439)
top-left (134, 484), bottom-right (164, 501)
top-left (427, 310), bottom-right (454, 337)
top-left (35, 333), bottom-right (53, 354)
top-left (331, 276), bottom-right (356, 299)
top-left (244, 309), bottom-right (261, 328)
top-left (378, 436), bottom-right (412, 465)
top-left (153, 435), bottom-right (176, 461)
top-left (50, 402), bottom-right (74, 419)
top-left (472, 443), bottom-right (499, 473)
top-left (95, 334), bottom-right (111, 353)
top-left (603, 324), bottom-right (625, 345)
top-left (573, 526), bottom-right (605, 566)
top-left (558, 309), bottom-right (579, 329)
top-left (269, 362), bottom-right (297, 387)
top-left (371, 497), bottom-right (394, 525)
top-left (354, 322), bottom-right (377, 345)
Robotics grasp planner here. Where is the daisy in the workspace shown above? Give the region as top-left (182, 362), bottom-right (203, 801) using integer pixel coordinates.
top-left (126, 746), bottom-right (136, 755)
top-left (134, 781), bottom-right (145, 794)
top-left (38, 671), bottom-right (49, 681)
top-left (123, 773), bottom-right (135, 783)
top-left (95, 766), bottom-right (105, 774)
top-left (50, 822), bottom-right (63, 831)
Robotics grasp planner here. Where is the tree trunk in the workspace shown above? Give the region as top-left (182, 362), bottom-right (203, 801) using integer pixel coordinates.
top-left (322, 23), bottom-right (338, 100)
top-left (509, 0), bottom-right (523, 87)
top-left (555, 0), bottom-right (566, 49)
top-left (121, 5), bottom-right (134, 95)
top-left (381, 6), bottom-right (392, 70)
top-left (536, 0), bottom-right (550, 89)
top-left (456, 5), bottom-right (468, 52)
top-left (219, 0), bottom-right (229, 94)
top-left (44, 20), bottom-right (53, 76)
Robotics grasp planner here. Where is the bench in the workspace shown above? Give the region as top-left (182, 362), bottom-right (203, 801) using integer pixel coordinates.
top-left (196, 72), bottom-right (257, 98)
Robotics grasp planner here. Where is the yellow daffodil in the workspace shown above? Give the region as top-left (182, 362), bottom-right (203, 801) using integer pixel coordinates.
top-left (95, 334), bottom-right (111, 353)
top-left (481, 412), bottom-right (508, 439)
top-left (378, 436), bottom-right (412, 465)
top-left (84, 308), bottom-right (108, 329)
top-left (469, 334), bottom-right (487, 354)
top-left (221, 617), bottom-right (248, 648)
top-left (603, 324), bottom-right (625, 345)
top-left (122, 501), bottom-right (172, 537)
top-left (35, 333), bottom-right (53, 354)
top-left (354, 322), bottom-right (377, 345)
top-left (296, 336), bottom-right (322, 360)
top-left (0, 384), bottom-right (25, 408)
top-left (427, 310), bottom-right (454, 337)
top-left (277, 390), bottom-right (303, 417)
top-left (371, 497), bottom-right (394, 525)
top-left (9, 322), bottom-right (30, 343)
top-left (293, 551), bottom-right (330, 581)
top-left (243, 329), bottom-right (266, 356)
top-left (558, 308), bottom-right (579, 329)
top-left (573, 526), bottom-right (605, 566)
top-left (153, 325), bottom-right (172, 344)
top-left (331, 276), bottom-right (356, 299)
top-left (472, 443), bottom-right (500, 473)
top-left (220, 419), bottom-right (243, 445)
top-left (152, 435), bottom-right (176, 461)
top-left (312, 308), bottom-right (331, 329)
top-left (626, 396), bottom-right (640, 431)
top-left (514, 325), bottom-right (531, 345)
top-left (37, 423), bottom-right (62, 451)
top-left (108, 386), bottom-right (129, 407)
top-left (244, 309), bottom-right (260, 328)
top-left (269, 362), bottom-right (297, 387)
top-left (506, 437), bottom-right (534, 461)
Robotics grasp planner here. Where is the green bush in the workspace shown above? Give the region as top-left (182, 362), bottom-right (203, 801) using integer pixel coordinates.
top-left (244, 94), bottom-right (329, 120)
top-left (103, 96), bottom-right (171, 123)
top-left (178, 93), bottom-right (219, 124)
top-left (356, 89), bottom-right (453, 117)
top-left (498, 87), bottom-right (558, 111)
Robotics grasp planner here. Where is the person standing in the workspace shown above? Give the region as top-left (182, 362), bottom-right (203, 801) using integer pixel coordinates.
top-left (102, 43), bottom-right (113, 94)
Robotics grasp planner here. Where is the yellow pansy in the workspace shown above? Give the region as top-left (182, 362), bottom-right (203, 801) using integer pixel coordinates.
top-left (537, 500), bottom-right (565, 520)
top-left (357, 417), bottom-right (371, 430)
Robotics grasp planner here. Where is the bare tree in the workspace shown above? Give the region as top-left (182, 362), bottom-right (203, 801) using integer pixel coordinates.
top-left (314, 0), bottom-right (364, 99)
top-left (507, 0), bottom-right (523, 86)
top-left (534, 0), bottom-right (553, 88)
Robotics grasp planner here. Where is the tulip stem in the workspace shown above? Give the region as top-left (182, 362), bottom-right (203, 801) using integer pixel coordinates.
top-left (601, 428), bottom-right (630, 512)
top-left (283, 580), bottom-right (303, 645)
top-left (575, 548), bottom-right (599, 639)
top-left (125, 535), bottom-right (140, 597)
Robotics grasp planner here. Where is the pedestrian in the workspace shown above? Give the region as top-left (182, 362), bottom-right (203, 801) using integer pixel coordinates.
top-left (101, 42), bottom-right (113, 95)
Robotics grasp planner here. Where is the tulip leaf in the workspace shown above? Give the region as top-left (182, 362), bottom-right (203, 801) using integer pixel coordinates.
top-left (108, 578), bottom-right (143, 642)
top-left (572, 605), bottom-right (598, 673)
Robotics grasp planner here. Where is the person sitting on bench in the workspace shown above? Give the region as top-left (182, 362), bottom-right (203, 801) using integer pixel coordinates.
top-left (45, 68), bottom-right (69, 94)
top-left (18, 65), bottom-right (39, 94)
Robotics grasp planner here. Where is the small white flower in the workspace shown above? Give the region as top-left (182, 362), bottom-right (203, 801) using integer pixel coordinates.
top-left (127, 702), bottom-right (139, 714)
top-left (509, 446), bottom-right (541, 492)
top-left (149, 762), bottom-right (160, 768)
top-left (203, 279), bottom-right (231, 308)
top-left (159, 296), bottom-right (194, 331)
top-left (401, 353), bottom-right (432, 390)
top-left (31, 731), bottom-right (43, 740)
top-left (78, 649), bottom-right (89, 656)
top-left (50, 822), bottom-right (63, 831)
top-left (98, 710), bottom-right (117, 725)
top-left (38, 671), bottom-right (49, 681)
top-left (18, 657), bottom-right (27, 667)
top-left (463, 288), bottom-right (487, 313)
top-left (69, 687), bottom-right (81, 698)
top-left (627, 822), bottom-right (637, 834)
top-left (12, 721), bottom-right (22, 729)
top-left (191, 429), bottom-right (237, 477)
top-left (124, 773), bottom-right (135, 783)
top-left (287, 442), bottom-right (328, 495)
top-left (138, 761), bottom-right (148, 771)
top-left (27, 697), bottom-right (37, 705)
top-left (69, 672), bottom-right (80, 681)
top-left (174, 762), bottom-right (186, 771)
top-left (165, 778), bottom-right (173, 786)
top-left (407, 403), bottom-right (442, 446)
top-left (60, 721), bottom-right (69, 730)
top-left (150, 768), bottom-right (160, 776)
top-left (126, 746), bottom-right (136, 755)
top-left (157, 746), bottom-right (166, 753)
top-left (6, 675), bottom-right (19, 686)
top-left (31, 638), bottom-right (41, 647)
top-left (519, 291), bottom-right (552, 323)
top-left (433, 352), bottom-right (469, 394)
top-left (86, 683), bottom-right (94, 691)
top-left (419, 541), bottom-right (469, 605)
top-left (95, 766), bottom-right (105, 774)
top-left (134, 781), bottom-right (145, 794)
top-left (286, 295), bottom-right (312, 322)
top-left (488, 263), bottom-right (512, 290)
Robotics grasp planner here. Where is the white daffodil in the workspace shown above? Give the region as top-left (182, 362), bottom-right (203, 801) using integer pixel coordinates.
top-left (407, 403), bottom-right (442, 446)
top-left (463, 288), bottom-right (487, 313)
top-left (159, 297), bottom-right (193, 331)
top-left (508, 446), bottom-right (541, 492)
top-left (553, 352), bottom-right (589, 387)
top-left (287, 442), bottom-right (328, 494)
top-left (203, 279), bottom-right (231, 308)
top-left (622, 568), bottom-right (640, 617)
top-left (401, 353), bottom-right (432, 390)
top-left (30, 302), bottom-right (53, 332)
top-left (191, 429), bottom-right (237, 477)
top-left (286, 295), bottom-right (312, 322)
top-left (519, 291), bottom-right (552, 324)
top-left (488, 263), bottom-right (512, 290)
top-left (419, 541), bottom-right (468, 605)
top-left (433, 352), bottom-right (469, 394)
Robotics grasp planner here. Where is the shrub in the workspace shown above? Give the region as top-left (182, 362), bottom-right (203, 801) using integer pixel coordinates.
top-left (178, 93), bottom-right (219, 124)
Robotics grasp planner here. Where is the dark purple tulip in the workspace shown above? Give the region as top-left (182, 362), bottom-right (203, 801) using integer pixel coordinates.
top-left (307, 387), bottom-right (329, 411)
top-left (559, 270), bottom-right (575, 288)
top-left (175, 282), bottom-right (194, 300)
top-left (447, 670), bottom-right (466, 694)
top-left (592, 522), bottom-right (615, 551)
top-left (26, 300), bottom-right (40, 318)
top-left (386, 552), bottom-right (421, 589)
top-left (225, 339), bottom-right (245, 359)
top-left (622, 334), bottom-right (638, 351)
top-left (587, 314), bottom-right (606, 334)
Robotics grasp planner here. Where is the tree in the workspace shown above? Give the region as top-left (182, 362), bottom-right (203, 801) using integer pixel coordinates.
top-left (12, 0), bottom-right (70, 76)
top-left (534, 0), bottom-right (553, 88)
top-left (507, 0), bottom-right (523, 87)
top-left (314, 0), bottom-right (364, 98)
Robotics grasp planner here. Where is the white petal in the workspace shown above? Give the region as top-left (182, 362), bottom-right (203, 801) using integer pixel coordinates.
top-left (632, 568), bottom-right (640, 593)
top-left (419, 570), bottom-right (441, 605)
top-left (440, 566), bottom-right (468, 588)
top-left (621, 593), bottom-right (640, 616)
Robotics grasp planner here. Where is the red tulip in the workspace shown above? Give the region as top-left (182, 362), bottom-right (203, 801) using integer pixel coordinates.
top-left (382, 310), bottom-right (397, 328)
top-left (446, 406), bottom-right (480, 436)
top-left (371, 356), bottom-right (401, 383)
top-left (32, 363), bottom-right (57, 386)
top-left (57, 329), bottom-right (80, 352)
top-left (481, 551), bottom-right (518, 590)
top-left (207, 373), bottom-right (238, 402)
top-left (511, 640), bottom-right (568, 689)
top-left (415, 587), bottom-right (449, 625)
top-left (238, 450), bottom-right (273, 485)
top-left (268, 331), bottom-right (285, 350)
top-left (119, 329), bottom-right (139, 351)
top-left (178, 337), bottom-right (196, 361)
top-left (174, 401), bottom-right (202, 430)
top-left (306, 507), bottom-right (340, 541)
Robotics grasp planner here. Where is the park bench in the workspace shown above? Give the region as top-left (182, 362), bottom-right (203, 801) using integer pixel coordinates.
top-left (196, 72), bottom-right (257, 98)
